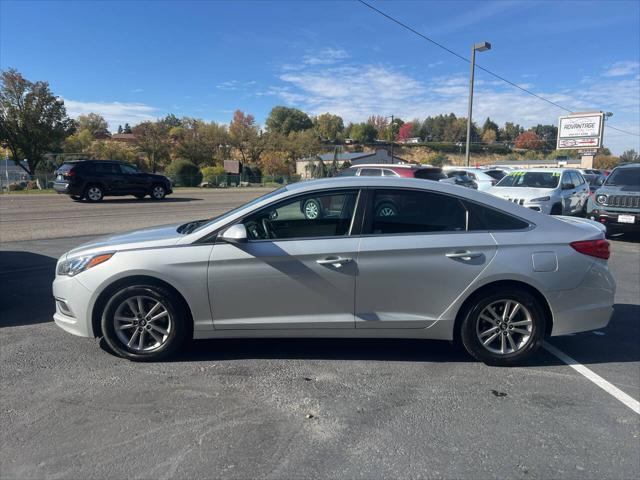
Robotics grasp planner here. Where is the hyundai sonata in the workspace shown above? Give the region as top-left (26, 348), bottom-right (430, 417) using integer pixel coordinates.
top-left (53, 177), bottom-right (615, 365)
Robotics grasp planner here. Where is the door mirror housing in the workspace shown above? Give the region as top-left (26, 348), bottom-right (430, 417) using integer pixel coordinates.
top-left (562, 182), bottom-right (575, 190)
top-left (219, 224), bottom-right (247, 244)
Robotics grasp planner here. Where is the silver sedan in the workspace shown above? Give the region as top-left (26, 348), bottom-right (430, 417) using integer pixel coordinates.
top-left (53, 177), bottom-right (615, 366)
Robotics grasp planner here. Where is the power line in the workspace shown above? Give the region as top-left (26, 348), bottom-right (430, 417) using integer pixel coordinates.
top-left (357, 0), bottom-right (640, 138)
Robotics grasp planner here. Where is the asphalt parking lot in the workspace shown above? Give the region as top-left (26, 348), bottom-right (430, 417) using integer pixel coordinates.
top-left (1, 190), bottom-right (639, 479)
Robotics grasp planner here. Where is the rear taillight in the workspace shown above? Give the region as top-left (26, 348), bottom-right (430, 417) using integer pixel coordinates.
top-left (570, 239), bottom-right (610, 260)
top-left (63, 168), bottom-right (76, 178)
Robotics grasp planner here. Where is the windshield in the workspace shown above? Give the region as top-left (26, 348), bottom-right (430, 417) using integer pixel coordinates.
top-left (188, 187), bottom-right (287, 234)
top-left (496, 171), bottom-right (560, 189)
top-left (605, 167), bottom-right (640, 188)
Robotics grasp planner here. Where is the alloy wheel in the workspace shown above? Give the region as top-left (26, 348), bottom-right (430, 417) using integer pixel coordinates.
top-left (304, 201), bottom-right (319, 219)
top-left (87, 187), bottom-right (103, 201)
top-left (475, 299), bottom-right (533, 355)
top-left (113, 295), bottom-right (173, 352)
top-left (378, 206), bottom-right (396, 217)
top-left (152, 186), bottom-right (165, 199)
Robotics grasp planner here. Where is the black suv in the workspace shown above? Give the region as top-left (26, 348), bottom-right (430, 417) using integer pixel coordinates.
top-left (53, 160), bottom-right (173, 202)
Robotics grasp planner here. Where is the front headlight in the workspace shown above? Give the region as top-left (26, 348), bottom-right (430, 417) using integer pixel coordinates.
top-left (530, 196), bottom-right (551, 202)
top-left (596, 194), bottom-right (607, 205)
top-left (57, 252), bottom-right (114, 276)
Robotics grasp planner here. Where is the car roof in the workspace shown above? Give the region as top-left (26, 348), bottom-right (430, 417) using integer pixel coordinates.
top-left (614, 162), bottom-right (640, 169)
top-left (506, 168), bottom-right (576, 173)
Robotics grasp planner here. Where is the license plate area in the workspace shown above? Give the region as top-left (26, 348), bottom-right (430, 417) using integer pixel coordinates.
top-left (617, 215), bottom-right (635, 224)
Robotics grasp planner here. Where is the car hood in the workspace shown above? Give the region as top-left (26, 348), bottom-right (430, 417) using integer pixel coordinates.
top-left (66, 223), bottom-right (184, 258)
top-left (487, 186), bottom-right (556, 200)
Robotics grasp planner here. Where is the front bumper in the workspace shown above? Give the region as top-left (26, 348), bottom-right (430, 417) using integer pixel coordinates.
top-left (52, 274), bottom-right (95, 337)
top-left (547, 261), bottom-right (616, 336)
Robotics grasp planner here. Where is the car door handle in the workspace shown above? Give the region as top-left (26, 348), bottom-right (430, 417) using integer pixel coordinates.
top-left (445, 251), bottom-right (482, 260)
top-left (316, 256), bottom-right (353, 267)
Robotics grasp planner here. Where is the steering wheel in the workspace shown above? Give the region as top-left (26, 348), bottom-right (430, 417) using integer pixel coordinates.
top-left (261, 217), bottom-right (277, 239)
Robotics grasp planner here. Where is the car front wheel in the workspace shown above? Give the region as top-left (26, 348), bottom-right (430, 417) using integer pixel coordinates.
top-left (101, 285), bottom-right (188, 361)
top-left (460, 288), bottom-right (546, 366)
top-left (151, 184), bottom-right (166, 200)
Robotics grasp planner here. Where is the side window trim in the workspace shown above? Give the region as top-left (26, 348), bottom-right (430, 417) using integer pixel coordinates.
top-left (360, 187), bottom-right (533, 237)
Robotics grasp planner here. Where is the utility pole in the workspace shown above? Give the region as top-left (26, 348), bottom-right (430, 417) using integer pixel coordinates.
top-left (465, 41), bottom-right (491, 166)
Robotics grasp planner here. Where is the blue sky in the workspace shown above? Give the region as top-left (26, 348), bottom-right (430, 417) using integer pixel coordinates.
top-left (1, 0), bottom-right (639, 153)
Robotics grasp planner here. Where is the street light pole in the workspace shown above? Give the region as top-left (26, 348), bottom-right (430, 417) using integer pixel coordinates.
top-left (465, 41), bottom-right (491, 167)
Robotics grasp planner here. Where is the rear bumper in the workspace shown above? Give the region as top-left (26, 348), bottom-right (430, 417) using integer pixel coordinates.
top-left (588, 210), bottom-right (640, 231)
top-left (547, 261), bottom-right (616, 336)
top-left (53, 181), bottom-right (83, 196)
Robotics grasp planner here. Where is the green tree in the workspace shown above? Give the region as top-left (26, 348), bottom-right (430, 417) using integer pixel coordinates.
top-left (229, 110), bottom-right (263, 164)
top-left (77, 113), bottom-right (110, 139)
top-left (172, 118), bottom-right (229, 167)
top-left (63, 129), bottom-right (94, 154)
top-left (166, 158), bottom-right (202, 186)
top-left (265, 106), bottom-right (313, 135)
top-left (133, 121), bottom-right (170, 172)
top-left (314, 113), bottom-right (344, 141)
top-left (117, 125), bottom-right (123, 134)
top-left (481, 129), bottom-right (497, 144)
top-left (123, 123), bottom-right (132, 134)
top-left (0, 68), bottom-right (75, 175)
top-left (160, 113), bottom-right (182, 128)
top-left (87, 139), bottom-right (139, 163)
top-left (350, 122), bottom-right (377, 143)
top-left (530, 124), bottom-right (557, 150)
top-left (500, 122), bottom-right (523, 142)
top-left (619, 149), bottom-right (639, 163)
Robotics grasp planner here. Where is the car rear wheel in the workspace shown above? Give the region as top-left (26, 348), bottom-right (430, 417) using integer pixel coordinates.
top-left (460, 288), bottom-right (546, 366)
top-left (84, 185), bottom-right (104, 202)
top-left (101, 285), bottom-right (188, 361)
top-left (151, 184), bottom-right (166, 200)
top-left (375, 202), bottom-right (398, 217)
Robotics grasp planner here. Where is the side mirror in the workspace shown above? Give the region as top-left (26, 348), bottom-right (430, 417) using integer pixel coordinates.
top-left (562, 183), bottom-right (575, 190)
top-left (219, 224), bottom-right (247, 244)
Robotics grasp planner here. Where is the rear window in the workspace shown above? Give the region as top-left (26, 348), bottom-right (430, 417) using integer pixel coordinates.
top-left (57, 163), bottom-right (77, 173)
top-left (359, 168), bottom-right (382, 176)
top-left (465, 202), bottom-right (530, 231)
top-left (414, 169), bottom-right (446, 181)
top-left (337, 168), bottom-right (357, 177)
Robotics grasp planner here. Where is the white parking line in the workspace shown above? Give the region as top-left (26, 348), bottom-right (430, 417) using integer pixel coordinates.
top-left (543, 342), bottom-right (640, 415)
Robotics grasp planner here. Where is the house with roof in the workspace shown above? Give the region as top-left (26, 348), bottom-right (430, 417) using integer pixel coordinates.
top-left (296, 148), bottom-right (407, 178)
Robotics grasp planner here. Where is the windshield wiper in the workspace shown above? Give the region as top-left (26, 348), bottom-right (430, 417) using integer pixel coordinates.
top-left (178, 219), bottom-right (208, 234)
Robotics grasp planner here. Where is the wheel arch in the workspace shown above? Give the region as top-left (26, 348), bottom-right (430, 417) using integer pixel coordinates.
top-left (91, 275), bottom-right (194, 339)
top-left (452, 279), bottom-right (553, 344)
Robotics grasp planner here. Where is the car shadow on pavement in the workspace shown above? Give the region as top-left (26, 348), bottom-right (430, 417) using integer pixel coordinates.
top-left (76, 197), bottom-right (203, 204)
top-left (172, 303), bottom-right (639, 366)
top-left (0, 251), bottom-right (56, 328)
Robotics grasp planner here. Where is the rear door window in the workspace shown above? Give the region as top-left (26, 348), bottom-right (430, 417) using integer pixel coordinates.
top-left (359, 168), bottom-right (382, 176)
top-left (465, 202), bottom-right (530, 230)
top-left (366, 189), bottom-right (466, 234)
top-left (414, 169), bottom-right (446, 181)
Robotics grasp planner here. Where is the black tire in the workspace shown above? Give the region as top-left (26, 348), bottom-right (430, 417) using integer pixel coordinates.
top-left (550, 203), bottom-right (562, 215)
top-left (375, 201), bottom-right (398, 217)
top-left (150, 184), bottom-right (166, 200)
top-left (84, 184), bottom-right (104, 202)
top-left (70, 195), bottom-right (83, 201)
top-left (101, 284), bottom-right (188, 361)
top-left (302, 198), bottom-right (322, 219)
top-left (460, 288), bottom-right (546, 366)
top-left (134, 194), bottom-right (146, 200)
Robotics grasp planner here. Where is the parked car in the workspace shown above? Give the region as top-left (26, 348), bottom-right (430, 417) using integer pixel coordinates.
top-left (582, 173), bottom-right (606, 202)
top-left (482, 168), bottom-right (508, 182)
top-left (443, 167), bottom-right (497, 191)
top-left (53, 177), bottom-right (614, 366)
top-left (338, 163), bottom-right (446, 180)
top-left (53, 160), bottom-right (173, 202)
top-left (441, 172), bottom-right (478, 189)
top-left (586, 163), bottom-right (640, 235)
top-left (487, 168), bottom-right (589, 215)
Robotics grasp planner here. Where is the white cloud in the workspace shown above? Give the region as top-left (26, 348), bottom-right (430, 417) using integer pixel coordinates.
top-left (302, 47), bottom-right (349, 66)
top-left (603, 61), bottom-right (640, 77)
top-left (64, 99), bottom-right (158, 131)
top-left (268, 55), bottom-right (639, 154)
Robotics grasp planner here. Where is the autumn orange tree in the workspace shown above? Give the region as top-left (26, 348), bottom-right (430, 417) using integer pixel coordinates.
top-left (514, 131), bottom-right (544, 150)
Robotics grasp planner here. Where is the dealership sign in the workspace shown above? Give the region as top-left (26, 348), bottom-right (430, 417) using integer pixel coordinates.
top-left (557, 112), bottom-right (604, 150)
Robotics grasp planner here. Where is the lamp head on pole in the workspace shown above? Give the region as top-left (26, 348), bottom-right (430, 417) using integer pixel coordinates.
top-left (474, 41), bottom-right (491, 52)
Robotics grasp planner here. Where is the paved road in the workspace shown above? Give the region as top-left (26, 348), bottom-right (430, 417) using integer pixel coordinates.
top-left (0, 188), bottom-right (274, 242)
top-left (1, 192), bottom-right (639, 479)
